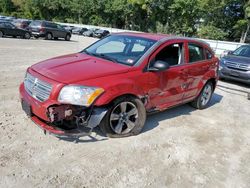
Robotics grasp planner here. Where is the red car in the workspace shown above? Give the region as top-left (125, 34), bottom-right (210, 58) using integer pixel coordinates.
top-left (19, 32), bottom-right (219, 138)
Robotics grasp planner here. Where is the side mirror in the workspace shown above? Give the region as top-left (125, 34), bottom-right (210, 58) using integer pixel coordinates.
top-left (148, 60), bottom-right (170, 72)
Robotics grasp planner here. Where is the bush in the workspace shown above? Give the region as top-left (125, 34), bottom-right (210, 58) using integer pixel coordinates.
top-left (197, 25), bottom-right (227, 40)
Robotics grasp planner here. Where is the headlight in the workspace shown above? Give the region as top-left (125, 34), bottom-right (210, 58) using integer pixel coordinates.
top-left (58, 85), bottom-right (104, 106)
top-left (220, 58), bottom-right (225, 65)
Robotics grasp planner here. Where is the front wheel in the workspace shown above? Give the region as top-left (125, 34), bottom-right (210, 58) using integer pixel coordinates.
top-left (65, 34), bottom-right (71, 41)
top-left (190, 82), bottom-right (214, 109)
top-left (99, 96), bottom-right (146, 138)
top-left (45, 33), bottom-right (53, 40)
top-left (24, 32), bottom-right (31, 39)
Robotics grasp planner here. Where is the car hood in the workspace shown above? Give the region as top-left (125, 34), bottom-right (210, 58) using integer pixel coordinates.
top-left (223, 55), bottom-right (250, 65)
top-left (31, 53), bottom-right (130, 84)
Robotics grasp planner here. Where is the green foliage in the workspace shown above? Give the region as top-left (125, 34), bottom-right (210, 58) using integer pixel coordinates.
top-left (0, 0), bottom-right (249, 41)
top-left (197, 25), bottom-right (228, 40)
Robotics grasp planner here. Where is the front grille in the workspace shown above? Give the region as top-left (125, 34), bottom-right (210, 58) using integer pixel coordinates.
top-left (225, 61), bottom-right (250, 71)
top-left (24, 73), bottom-right (52, 102)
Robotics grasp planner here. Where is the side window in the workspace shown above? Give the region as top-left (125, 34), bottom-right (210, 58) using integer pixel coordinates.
top-left (4, 23), bottom-right (12, 28)
top-left (96, 41), bottom-right (125, 54)
top-left (155, 43), bottom-right (184, 66)
top-left (45, 22), bottom-right (56, 28)
top-left (205, 49), bottom-right (213, 59)
top-left (57, 24), bottom-right (63, 29)
top-left (188, 44), bottom-right (205, 63)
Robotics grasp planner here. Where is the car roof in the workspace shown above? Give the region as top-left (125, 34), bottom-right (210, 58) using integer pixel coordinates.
top-left (114, 32), bottom-right (170, 41)
top-left (114, 32), bottom-right (210, 48)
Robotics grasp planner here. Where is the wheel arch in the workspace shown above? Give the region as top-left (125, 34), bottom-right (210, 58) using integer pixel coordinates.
top-left (205, 77), bottom-right (217, 91)
top-left (96, 92), bottom-right (145, 107)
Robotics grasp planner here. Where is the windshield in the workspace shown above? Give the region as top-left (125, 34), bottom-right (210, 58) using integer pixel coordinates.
top-left (83, 35), bottom-right (156, 66)
top-left (232, 46), bottom-right (250, 57)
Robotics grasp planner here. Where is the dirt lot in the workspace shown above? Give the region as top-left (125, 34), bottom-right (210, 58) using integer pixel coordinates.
top-left (0, 36), bottom-right (250, 188)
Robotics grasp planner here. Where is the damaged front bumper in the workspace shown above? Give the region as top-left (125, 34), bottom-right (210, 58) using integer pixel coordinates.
top-left (20, 83), bottom-right (107, 138)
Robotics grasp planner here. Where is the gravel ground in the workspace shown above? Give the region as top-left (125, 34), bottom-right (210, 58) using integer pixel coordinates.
top-left (0, 35), bottom-right (250, 188)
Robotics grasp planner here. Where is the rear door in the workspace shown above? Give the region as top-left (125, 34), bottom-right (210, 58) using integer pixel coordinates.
top-left (182, 42), bottom-right (211, 102)
top-left (147, 40), bottom-right (188, 110)
top-left (56, 24), bottom-right (67, 38)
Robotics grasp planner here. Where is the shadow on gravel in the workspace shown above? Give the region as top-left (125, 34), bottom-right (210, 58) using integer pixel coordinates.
top-left (142, 93), bottom-right (223, 134)
top-left (59, 93), bottom-right (223, 142)
top-left (219, 79), bottom-right (250, 89)
top-left (217, 80), bottom-right (250, 99)
top-left (58, 127), bottom-right (108, 143)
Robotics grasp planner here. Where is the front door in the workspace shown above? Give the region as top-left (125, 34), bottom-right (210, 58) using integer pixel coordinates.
top-left (4, 23), bottom-right (16, 36)
top-left (147, 41), bottom-right (188, 110)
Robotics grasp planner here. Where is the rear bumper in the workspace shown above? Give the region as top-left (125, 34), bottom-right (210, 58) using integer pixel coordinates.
top-left (31, 32), bottom-right (45, 37)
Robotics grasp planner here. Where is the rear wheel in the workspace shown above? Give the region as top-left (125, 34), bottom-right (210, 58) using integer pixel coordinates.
top-left (99, 96), bottom-right (146, 138)
top-left (45, 33), bottom-right (53, 40)
top-left (24, 32), bottom-right (31, 39)
top-left (190, 82), bottom-right (214, 109)
top-left (65, 34), bottom-right (71, 41)
top-left (0, 31), bottom-right (3, 37)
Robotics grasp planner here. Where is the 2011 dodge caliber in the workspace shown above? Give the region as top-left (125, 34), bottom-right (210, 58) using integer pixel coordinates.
top-left (19, 32), bottom-right (219, 138)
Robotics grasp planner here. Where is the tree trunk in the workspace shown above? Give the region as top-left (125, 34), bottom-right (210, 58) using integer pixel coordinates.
top-left (241, 22), bottom-right (250, 43)
top-left (240, 30), bottom-right (245, 43)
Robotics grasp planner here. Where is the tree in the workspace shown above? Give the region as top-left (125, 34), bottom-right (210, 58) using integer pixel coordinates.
top-left (197, 25), bottom-right (227, 40)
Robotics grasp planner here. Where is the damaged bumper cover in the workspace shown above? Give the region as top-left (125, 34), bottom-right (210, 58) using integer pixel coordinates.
top-left (31, 108), bottom-right (107, 138)
top-left (20, 83), bottom-right (107, 138)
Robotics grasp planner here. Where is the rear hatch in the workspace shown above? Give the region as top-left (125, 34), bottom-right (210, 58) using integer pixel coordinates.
top-left (29, 21), bottom-right (43, 32)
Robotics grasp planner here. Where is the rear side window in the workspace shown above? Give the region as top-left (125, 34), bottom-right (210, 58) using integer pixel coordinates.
top-left (205, 49), bottom-right (213, 59)
top-left (4, 23), bottom-right (14, 28)
top-left (188, 43), bottom-right (205, 63)
top-left (45, 22), bottom-right (57, 28)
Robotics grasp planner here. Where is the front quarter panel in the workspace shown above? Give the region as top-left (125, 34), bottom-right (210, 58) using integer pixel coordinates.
top-left (75, 69), bottom-right (148, 106)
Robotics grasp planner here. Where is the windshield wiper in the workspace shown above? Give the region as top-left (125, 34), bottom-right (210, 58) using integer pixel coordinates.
top-left (83, 50), bottom-right (119, 64)
top-left (96, 53), bottom-right (119, 64)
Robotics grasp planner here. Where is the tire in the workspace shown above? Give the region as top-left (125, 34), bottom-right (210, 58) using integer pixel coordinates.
top-left (24, 32), bottom-right (31, 39)
top-left (65, 34), bottom-right (71, 41)
top-left (45, 33), bottom-right (53, 40)
top-left (99, 96), bottom-right (146, 138)
top-left (0, 31), bottom-right (3, 37)
top-left (190, 81), bottom-right (214, 109)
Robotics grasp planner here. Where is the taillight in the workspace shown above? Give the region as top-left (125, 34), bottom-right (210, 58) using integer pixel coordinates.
top-left (39, 27), bottom-right (45, 32)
